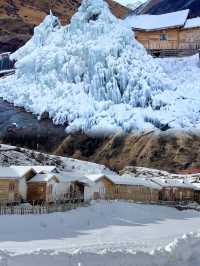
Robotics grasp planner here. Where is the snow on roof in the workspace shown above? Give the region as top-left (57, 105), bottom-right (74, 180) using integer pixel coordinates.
top-left (57, 171), bottom-right (90, 185)
top-left (191, 182), bottom-right (200, 191)
top-left (152, 178), bottom-right (195, 189)
top-left (11, 165), bottom-right (57, 174)
top-left (184, 17), bottom-right (200, 29)
top-left (86, 173), bottom-right (161, 189)
top-left (124, 9), bottom-right (189, 31)
top-left (0, 167), bottom-right (35, 179)
top-left (28, 173), bottom-right (58, 183)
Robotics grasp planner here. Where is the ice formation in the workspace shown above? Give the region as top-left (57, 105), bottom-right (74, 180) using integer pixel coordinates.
top-left (0, 0), bottom-right (185, 134)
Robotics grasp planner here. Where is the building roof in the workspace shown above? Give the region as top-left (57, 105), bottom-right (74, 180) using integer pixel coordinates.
top-left (57, 171), bottom-right (90, 185)
top-left (28, 173), bottom-right (58, 183)
top-left (124, 9), bottom-right (189, 31)
top-left (11, 165), bottom-right (57, 174)
top-left (184, 17), bottom-right (200, 29)
top-left (191, 182), bottom-right (200, 191)
top-left (86, 173), bottom-right (161, 189)
top-left (152, 178), bottom-right (195, 189)
top-left (0, 167), bottom-right (36, 180)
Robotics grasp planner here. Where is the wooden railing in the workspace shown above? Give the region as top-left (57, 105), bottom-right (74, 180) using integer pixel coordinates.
top-left (143, 40), bottom-right (200, 51)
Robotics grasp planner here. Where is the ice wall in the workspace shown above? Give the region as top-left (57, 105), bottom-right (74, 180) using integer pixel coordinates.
top-left (0, 0), bottom-right (177, 134)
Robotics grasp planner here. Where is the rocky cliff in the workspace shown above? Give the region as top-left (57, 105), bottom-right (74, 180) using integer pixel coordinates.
top-left (54, 130), bottom-right (200, 173)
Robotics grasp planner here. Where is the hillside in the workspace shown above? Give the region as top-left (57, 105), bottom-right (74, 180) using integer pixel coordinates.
top-left (54, 130), bottom-right (200, 173)
top-left (0, 0), bottom-right (130, 53)
top-left (140, 0), bottom-right (200, 18)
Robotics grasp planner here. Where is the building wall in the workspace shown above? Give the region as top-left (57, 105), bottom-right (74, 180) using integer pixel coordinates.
top-left (27, 182), bottom-right (47, 203)
top-left (0, 179), bottom-right (18, 203)
top-left (179, 28), bottom-right (200, 49)
top-left (56, 181), bottom-right (85, 202)
top-left (135, 29), bottom-right (179, 50)
top-left (94, 177), bottom-right (160, 202)
top-left (194, 191), bottom-right (200, 202)
top-left (18, 170), bottom-right (37, 201)
top-left (135, 28), bottom-right (200, 51)
top-left (160, 187), bottom-right (194, 201)
top-left (18, 177), bottom-right (27, 201)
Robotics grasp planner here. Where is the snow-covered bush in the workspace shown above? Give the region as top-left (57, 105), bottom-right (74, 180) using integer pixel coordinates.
top-left (0, 0), bottom-right (176, 134)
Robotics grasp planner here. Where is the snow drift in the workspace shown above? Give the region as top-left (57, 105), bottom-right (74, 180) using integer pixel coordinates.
top-left (0, 201), bottom-right (200, 265)
top-left (0, 0), bottom-right (197, 134)
top-left (2, 234), bottom-right (200, 266)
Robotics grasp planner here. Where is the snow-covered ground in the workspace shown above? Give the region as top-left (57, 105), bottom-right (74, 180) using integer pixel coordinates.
top-left (0, 201), bottom-right (200, 265)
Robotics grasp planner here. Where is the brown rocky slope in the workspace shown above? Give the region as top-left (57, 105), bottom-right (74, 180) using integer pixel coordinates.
top-left (0, 0), bottom-right (130, 53)
top-left (54, 130), bottom-right (200, 173)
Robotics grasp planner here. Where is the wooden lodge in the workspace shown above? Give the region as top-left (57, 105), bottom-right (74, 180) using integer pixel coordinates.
top-left (125, 9), bottom-right (200, 57)
top-left (0, 167), bottom-right (36, 204)
top-left (86, 174), bottom-right (162, 202)
top-left (152, 178), bottom-right (194, 202)
top-left (27, 173), bottom-right (59, 204)
top-left (0, 166), bottom-right (90, 205)
top-left (27, 171), bottom-right (89, 204)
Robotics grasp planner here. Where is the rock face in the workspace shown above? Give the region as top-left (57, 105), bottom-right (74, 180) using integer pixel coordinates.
top-left (0, 0), bottom-right (130, 53)
top-left (54, 130), bottom-right (200, 173)
top-left (140, 0), bottom-right (200, 18)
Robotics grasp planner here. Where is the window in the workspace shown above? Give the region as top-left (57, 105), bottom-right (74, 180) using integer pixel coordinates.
top-left (9, 183), bottom-right (15, 191)
top-left (160, 34), bottom-right (168, 41)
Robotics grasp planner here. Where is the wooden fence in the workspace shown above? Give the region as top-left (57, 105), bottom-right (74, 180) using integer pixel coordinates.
top-left (0, 201), bottom-right (88, 216)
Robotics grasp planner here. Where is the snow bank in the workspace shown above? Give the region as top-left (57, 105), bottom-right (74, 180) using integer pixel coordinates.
top-left (0, 0), bottom-right (175, 134)
top-left (0, 201), bottom-right (200, 266)
top-left (2, 233), bottom-right (200, 266)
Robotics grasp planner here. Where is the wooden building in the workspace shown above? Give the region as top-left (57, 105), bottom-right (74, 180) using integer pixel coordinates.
top-left (152, 178), bottom-right (194, 202)
top-left (0, 167), bottom-right (36, 204)
top-left (55, 172), bottom-right (90, 202)
top-left (27, 173), bottom-right (59, 204)
top-left (125, 9), bottom-right (200, 56)
top-left (86, 174), bottom-right (161, 202)
top-left (27, 171), bottom-right (89, 203)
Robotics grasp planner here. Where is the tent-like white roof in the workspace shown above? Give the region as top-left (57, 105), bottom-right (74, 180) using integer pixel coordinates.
top-left (124, 9), bottom-right (189, 31)
top-left (184, 17), bottom-right (200, 29)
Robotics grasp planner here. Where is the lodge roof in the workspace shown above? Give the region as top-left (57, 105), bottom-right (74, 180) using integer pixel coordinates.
top-left (57, 171), bottom-right (90, 185)
top-left (86, 173), bottom-right (161, 189)
top-left (152, 178), bottom-right (195, 189)
top-left (10, 165), bottom-right (57, 174)
top-left (124, 9), bottom-right (190, 31)
top-left (0, 167), bottom-right (36, 179)
top-left (184, 17), bottom-right (200, 29)
top-left (28, 173), bottom-right (59, 183)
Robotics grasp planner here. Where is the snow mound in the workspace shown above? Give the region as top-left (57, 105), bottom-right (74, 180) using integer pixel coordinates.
top-left (0, 0), bottom-right (175, 134)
